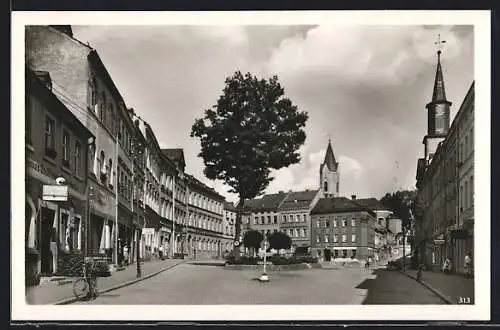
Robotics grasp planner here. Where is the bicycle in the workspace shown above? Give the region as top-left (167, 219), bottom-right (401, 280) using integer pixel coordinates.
top-left (73, 258), bottom-right (99, 301)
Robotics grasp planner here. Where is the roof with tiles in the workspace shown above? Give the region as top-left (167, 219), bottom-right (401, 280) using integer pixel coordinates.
top-left (278, 189), bottom-right (320, 211)
top-left (352, 198), bottom-right (390, 211)
top-left (244, 192), bottom-right (289, 213)
top-left (311, 197), bottom-right (376, 217)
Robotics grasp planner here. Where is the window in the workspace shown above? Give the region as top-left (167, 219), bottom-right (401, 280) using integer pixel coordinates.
top-left (333, 220), bottom-right (337, 227)
top-left (25, 95), bottom-right (32, 143)
top-left (296, 214), bottom-right (300, 222)
top-left (351, 234), bottom-right (356, 242)
top-left (470, 175), bottom-right (474, 206)
top-left (342, 234), bottom-right (347, 242)
top-left (100, 92), bottom-right (106, 124)
top-left (460, 185), bottom-right (463, 211)
top-left (325, 220), bottom-right (329, 228)
top-left (253, 216), bottom-right (257, 225)
top-left (303, 214), bottom-right (307, 222)
top-left (283, 215), bottom-right (287, 223)
top-left (316, 236), bottom-right (320, 243)
top-left (465, 136), bottom-right (469, 157)
top-left (60, 210), bottom-right (70, 251)
top-left (302, 228), bottom-right (306, 237)
top-left (324, 235), bottom-right (329, 243)
top-left (324, 181), bottom-right (328, 192)
top-left (334, 250), bottom-right (339, 258)
top-left (261, 216), bottom-right (264, 224)
top-left (465, 180), bottom-right (469, 210)
top-left (316, 220), bottom-right (320, 228)
top-left (342, 220), bottom-right (347, 227)
top-left (62, 130), bottom-right (70, 167)
top-left (333, 235), bottom-right (338, 243)
top-left (342, 249), bottom-right (348, 258)
top-left (75, 141), bottom-right (82, 176)
top-left (460, 142), bottom-right (463, 162)
top-left (72, 215), bottom-right (82, 251)
top-left (267, 216), bottom-right (271, 224)
top-left (351, 250), bottom-right (357, 259)
top-left (351, 219), bottom-right (356, 227)
top-left (45, 115), bottom-right (55, 155)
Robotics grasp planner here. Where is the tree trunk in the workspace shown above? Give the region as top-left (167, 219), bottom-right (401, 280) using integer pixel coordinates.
top-left (232, 196), bottom-right (244, 258)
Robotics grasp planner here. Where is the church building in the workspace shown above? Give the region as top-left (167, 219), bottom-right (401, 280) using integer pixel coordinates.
top-left (320, 140), bottom-right (340, 198)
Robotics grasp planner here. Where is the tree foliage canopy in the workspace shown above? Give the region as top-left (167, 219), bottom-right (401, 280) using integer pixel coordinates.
top-left (380, 190), bottom-right (417, 231)
top-left (243, 230), bottom-right (264, 250)
top-left (268, 231), bottom-right (292, 251)
top-left (190, 71), bottom-right (309, 200)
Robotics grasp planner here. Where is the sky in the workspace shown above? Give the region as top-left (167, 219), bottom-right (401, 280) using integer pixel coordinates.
top-left (71, 24), bottom-right (474, 203)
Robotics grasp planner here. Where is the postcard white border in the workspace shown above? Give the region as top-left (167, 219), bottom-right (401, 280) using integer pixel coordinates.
top-left (12, 10), bottom-right (491, 321)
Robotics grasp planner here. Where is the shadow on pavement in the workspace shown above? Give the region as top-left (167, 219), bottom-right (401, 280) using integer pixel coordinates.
top-left (355, 268), bottom-right (444, 305)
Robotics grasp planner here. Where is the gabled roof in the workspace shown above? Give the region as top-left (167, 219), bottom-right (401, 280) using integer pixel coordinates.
top-left (321, 140), bottom-right (338, 172)
top-left (245, 192), bottom-right (288, 213)
top-left (353, 198), bottom-right (390, 211)
top-left (311, 197), bottom-right (375, 217)
top-left (161, 148), bottom-right (186, 170)
top-left (279, 189), bottom-right (319, 211)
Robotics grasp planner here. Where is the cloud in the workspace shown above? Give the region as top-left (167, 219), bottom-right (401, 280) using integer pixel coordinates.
top-left (71, 24), bottom-right (473, 203)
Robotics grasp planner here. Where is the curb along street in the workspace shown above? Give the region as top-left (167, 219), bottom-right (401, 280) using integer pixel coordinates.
top-left (54, 260), bottom-right (187, 305)
top-left (398, 270), bottom-right (452, 305)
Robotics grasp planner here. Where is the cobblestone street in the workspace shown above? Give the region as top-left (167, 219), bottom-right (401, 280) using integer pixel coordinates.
top-left (72, 264), bottom-right (444, 305)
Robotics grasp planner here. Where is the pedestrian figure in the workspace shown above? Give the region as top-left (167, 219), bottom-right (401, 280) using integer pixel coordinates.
top-left (416, 263), bottom-right (423, 281)
top-left (159, 245), bottom-right (164, 260)
top-left (464, 252), bottom-right (472, 278)
top-left (365, 258), bottom-right (370, 268)
top-left (123, 245), bottom-right (129, 266)
top-left (443, 257), bottom-right (451, 274)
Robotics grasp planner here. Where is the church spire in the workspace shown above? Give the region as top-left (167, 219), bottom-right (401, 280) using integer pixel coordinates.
top-left (431, 50), bottom-right (448, 103)
top-left (425, 34), bottom-right (451, 137)
top-left (323, 139), bottom-right (338, 172)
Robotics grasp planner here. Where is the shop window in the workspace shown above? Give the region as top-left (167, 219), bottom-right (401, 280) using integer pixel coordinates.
top-left (351, 250), bottom-right (357, 259)
top-left (60, 210), bottom-right (70, 251)
top-left (334, 250), bottom-right (339, 258)
top-left (342, 249), bottom-right (348, 258)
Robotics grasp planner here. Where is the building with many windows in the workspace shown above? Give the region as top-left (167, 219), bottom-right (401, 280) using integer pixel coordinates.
top-left (243, 192), bottom-right (288, 239)
top-left (310, 196), bottom-right (377, 261)
top-left (278, 189), bottom-right (321, 253)
top-left (222, 201), bottom-right (237, 252)
top-left (25, 66), bottom-right (94, 282)
top-left (184, 174), bottom-right (226, 259)
top-left (415, 48), bottom-right (474, 274)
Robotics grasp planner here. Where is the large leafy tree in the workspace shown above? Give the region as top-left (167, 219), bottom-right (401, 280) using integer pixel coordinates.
top-left (268, 231), bottom-right (292, 254)
top-left (191, 71), bottom-right (308, 256)
top-left (243, 230), bottom-right (264, 254)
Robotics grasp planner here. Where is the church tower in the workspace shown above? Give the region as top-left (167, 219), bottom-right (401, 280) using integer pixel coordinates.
top-left (319, 139), bottom-right (339, 198)
top-left (423, 43), bottom-right (452, 165)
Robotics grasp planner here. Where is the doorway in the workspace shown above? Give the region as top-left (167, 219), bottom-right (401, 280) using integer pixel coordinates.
top-left (40, 207), bottom-right (55, 274)
top-left (324, 248), bottom-right (332, 261)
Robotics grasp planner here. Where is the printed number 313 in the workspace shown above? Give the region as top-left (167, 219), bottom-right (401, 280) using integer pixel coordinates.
top-left (458, 297), bottom-right (472, 304)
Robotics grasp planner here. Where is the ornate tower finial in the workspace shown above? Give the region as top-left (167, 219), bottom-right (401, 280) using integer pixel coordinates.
top-left (435, 33), bottom-right (447, 58)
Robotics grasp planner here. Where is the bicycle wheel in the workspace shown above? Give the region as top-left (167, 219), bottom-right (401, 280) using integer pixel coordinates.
top-left (73, 278), bottom-right (90, 300)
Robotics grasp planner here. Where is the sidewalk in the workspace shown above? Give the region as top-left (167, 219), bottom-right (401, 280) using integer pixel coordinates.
top-left (26, 258), bottom-right (186, 305)
top-left (401, 269), bottom-right (474, 304)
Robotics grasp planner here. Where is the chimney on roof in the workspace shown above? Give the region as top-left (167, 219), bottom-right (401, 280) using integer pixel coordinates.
top-left (351, 195), bottom-right (356, 200)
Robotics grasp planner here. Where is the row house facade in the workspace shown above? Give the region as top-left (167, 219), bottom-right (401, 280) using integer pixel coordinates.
top-left (415, 48), bottom-right (474, 274)
top-left (25, 67), bottom-right (94, 283)
top-left (26, 25), bottom-right (122, 265)
top-left (416, 81), bottom-right (474, 274)
top-left (278, 189), bottom-right (321, 253)
top-left (243, 192), bottom-right (288, 238)
top-left (310, 197), bottom-right (377, 261)
top-left (185, 174), bottom-right (226, 259)
top-left (222, 202), bottom-right (237, 252)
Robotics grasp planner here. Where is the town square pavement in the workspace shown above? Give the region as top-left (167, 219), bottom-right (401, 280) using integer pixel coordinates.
top-left (73, 263), bottom-right (444, 305)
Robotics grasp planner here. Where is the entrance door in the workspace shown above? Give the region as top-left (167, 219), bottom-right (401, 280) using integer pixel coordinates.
top-left (40, 207), bottom-right (55, 274)
top-left (324, 248), bottom-right (332, 261)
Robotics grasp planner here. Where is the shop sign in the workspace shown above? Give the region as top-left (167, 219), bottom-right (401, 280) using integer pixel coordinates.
top-left (142, 228), bottom-right (155, 235)
top-left (43, 185), bottom-right (68, 201)
top-left (27, 158), bottom-right (85, 200)
top-left (434, 239), bottom-right (445, 245)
